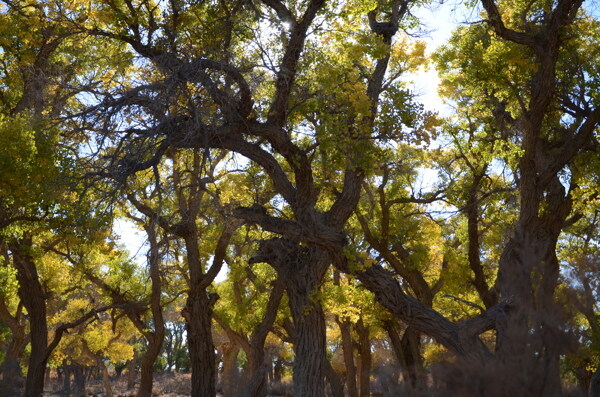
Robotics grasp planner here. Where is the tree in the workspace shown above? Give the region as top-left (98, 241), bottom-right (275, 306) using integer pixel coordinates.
top-left (433, 1), bottom-right (600, 394)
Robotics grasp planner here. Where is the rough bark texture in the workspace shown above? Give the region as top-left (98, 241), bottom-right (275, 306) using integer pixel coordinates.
top-left (286, 250), bottom-right (328, 397)
top-left (251, 239), bottom-right (329, 397)
top-left (478, 0), bottom-right (594, 394)
top-left (183, 290), bottom-right (217, 397)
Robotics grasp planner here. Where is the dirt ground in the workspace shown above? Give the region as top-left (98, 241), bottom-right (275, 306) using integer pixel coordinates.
top-left (43, 372), bottom-right (199, 397)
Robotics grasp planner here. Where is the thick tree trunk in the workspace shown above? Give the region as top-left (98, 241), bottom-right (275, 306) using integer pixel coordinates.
top-left (288, 287), bottom-right (326, 397)
top-left (285, 247), bottom-right (328, 397)
top-left (183, 290), bottom-right (217, 397)
top-left (495, 223), bottom-right (564, 396)
top-left (251, 239), bottom-right (329, 397)
top-left (242, 347), bottom-right (267, 397)
top-left (21, 300), bottom-right (48, 396)
top-left (401, 328), bottom-right (426, 394)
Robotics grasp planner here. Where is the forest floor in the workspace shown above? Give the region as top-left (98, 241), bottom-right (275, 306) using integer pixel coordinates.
top-left (42, 372), bottom-right (208, 397)
top-left (41, 372), bottom-right (295, 396)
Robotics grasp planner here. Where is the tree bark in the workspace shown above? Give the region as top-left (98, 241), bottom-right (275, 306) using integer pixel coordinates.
top-left (62, 364), bottom-right (72, 395)
top-left (241, 278), bottom-right (285, 397)
top-left (73, 363), bottom-right (86, 396)
top-left (590, 366), bottom-right (600, 397)
top-left (386, 323), bottom-right (426, 394)
top-left (495, 180), bottom-right (570, 396)
top-left (0, 332), bottom-right (26, 397)
top-left (183, 290), bottom-right (218, 397)
top-left (221, 342), bottom-right (240, 397)
top-left (337, 317), bottom-right (358, 397)
top-left (324, 359), bottom-right (345, 397)
top-left (137, 223), bottom-right (165, 397)
top-left (288, 287), bottom-right (326, 397)
top-left (355, 319), bottom-right (371, 397)
top-left (0, 298), bottom-right (26, 397)
top-left (286, 250), bottom-right (328, 397)
top-left (251, 239), bottom-right (329, 397)
top-left (10, 238), bottom-right (48, 397)
top-left (127, 354), bottom-right (137, 390)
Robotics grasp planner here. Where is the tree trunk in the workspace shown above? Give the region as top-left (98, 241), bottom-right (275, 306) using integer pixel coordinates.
top-left (62, 364), bottom-right (72, 395)
top-left (589, 366), bottom-right (600, 397)
top-left (324, 359), bottom-right (345, 397)
top-left (11, 238), bottom-right (48, 397)
top-left (0, 301), bottom-right (26, 397)
top-left (0, 338), bottom-right (26, 397)
top-left (496, 223), bottom-right (564, 396)
top-left (401, 327), bottom-right (426, 394)
top-left (241, 279), bottom-right (284, 397)
top-left (99, 359), bottom-right (113, 397)
top-left (284, 247), bottom-right (328, 397)
top-left (355, 319), bottom-right (371, 397)
top-left (337, 318), bottom-right (358, 397)
top-left (288, 287), bottom-right (326, 397)
top-left (386, 323), bottom-right (426, 395)
top-left (127, 354), bottom-right (137, 390)
top-left (137, 223), bottom-right (165, 397)
top-left (183, 290), bottom-right (217, 397)
top-left (221, 343), bottom-right (240, 397)
top-left (73, 363), bottom-right (86, 396)
top-left (251, 239), bottom-right (329, 397)
top-left (241, 346), bottom-right (268, 397)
